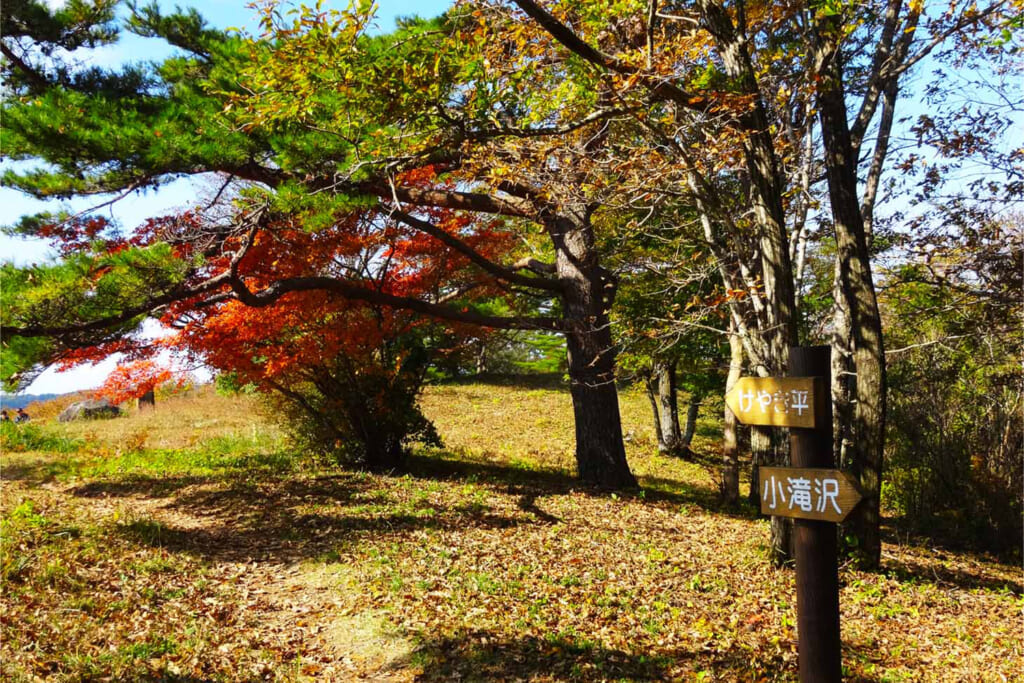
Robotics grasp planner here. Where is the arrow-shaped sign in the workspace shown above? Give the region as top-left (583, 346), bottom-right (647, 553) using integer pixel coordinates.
top-left (759, 466), bottom-right (864, 522)
top-left (724, 376), bottom-right (817, 428)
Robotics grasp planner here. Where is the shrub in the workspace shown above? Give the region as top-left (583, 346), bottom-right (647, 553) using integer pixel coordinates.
top-left (0, 422), bottom-right (83, 453)
top-left (268, 342), bottom-right (442, 471)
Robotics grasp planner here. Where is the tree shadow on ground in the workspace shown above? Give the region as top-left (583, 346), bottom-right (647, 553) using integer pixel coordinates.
top-left (404, 630), bottom-right (794, 682)
top-left (841, 636), bottom-right (929, 682)
top-left (404, 450), bottom-right (756, 519)
top-left (59, 446), bottom-right (758, 565)
top-left (435, 373), bottom-right (568, 391)
top-left (102, 472), bottom-right (539, 563)
top-left (71, 475), bottom-right (208, 499)
top-left (114, 505), bottom-right (530, 563)
top-left (0, 457), bottom-right (83, 485)
top-left (881, 515), bottom-right (1021, 565)
top-left (881, 555), bottom-right (1022, 594)
top-left (75, 447), bottom-right (753, 565)
top-left (877, 518), bottom-right (1021, 592)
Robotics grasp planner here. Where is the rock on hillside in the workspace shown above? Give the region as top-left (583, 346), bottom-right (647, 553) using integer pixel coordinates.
top-left (58, 399), bottom-right (121, 423)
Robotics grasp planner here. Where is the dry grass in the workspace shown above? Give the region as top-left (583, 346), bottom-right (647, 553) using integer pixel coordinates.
top-left (43, 385), bottom-right (284, 452)
top-left (420, 376), bottom-right (725, 497)
top-left (2, 379), bottom-right (1020, 682)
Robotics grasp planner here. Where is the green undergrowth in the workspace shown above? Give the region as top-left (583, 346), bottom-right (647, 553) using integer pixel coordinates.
top-left (3, 432), bottom-right (302, 485)
top-left (1, 421), bottom-right (84, 454)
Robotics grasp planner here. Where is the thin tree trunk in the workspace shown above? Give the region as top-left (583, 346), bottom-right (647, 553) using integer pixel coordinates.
top-left (680, 396), bottom-right (700, 450)
top-left (138, 389), bottom-right (155, 411)
top-left (657, 359), bottom-right (682, 454)
top-left (813, 19), bottom-right (888, 569)
top-left (698, 2), bottom-right (798, 566)
top-left (475, 341), bottom-right (488, 374)
top-left (722, 323), bottom-right (743, 504)
top-left (753, 426), bottom-right (793, 566)
top-left (747, 436), bottom-right (761, 508)
top-left (831, 262), bottom-right (854, 470)
top-left (645, 371), bottom-right (664, 450)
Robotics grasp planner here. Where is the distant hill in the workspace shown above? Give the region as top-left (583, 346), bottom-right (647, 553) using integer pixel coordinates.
top-left (0, 393), bottom-right (67, 410)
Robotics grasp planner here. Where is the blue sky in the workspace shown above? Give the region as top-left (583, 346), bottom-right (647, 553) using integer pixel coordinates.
top-left (2, 0), bottom-right (452, 394)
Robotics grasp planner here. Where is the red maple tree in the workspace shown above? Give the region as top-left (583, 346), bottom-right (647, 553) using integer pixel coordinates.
top-left (93, 359), bottom-right (184, 406)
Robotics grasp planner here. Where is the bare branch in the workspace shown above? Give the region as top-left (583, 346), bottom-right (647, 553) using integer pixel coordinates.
top-left (510, 0), bottom-right (711, 112)
top-left (386, 207), bottom-right (562, 291)
top-left (466, 107), bottom-right (638, 140)
top-left (512, 257), bottom-right (557, 275)
top-left (226, 273), bottom-right (565, 332)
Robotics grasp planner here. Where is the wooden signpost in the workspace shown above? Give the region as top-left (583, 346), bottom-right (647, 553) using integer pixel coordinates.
top-left (727, 346), bottom-right (862, 682)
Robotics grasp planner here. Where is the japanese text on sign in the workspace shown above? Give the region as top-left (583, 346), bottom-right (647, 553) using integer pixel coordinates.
top-left (762, 474), bottom-right (842, 514)
top-left (757, 467), bottom-right (864, 522)
top-left (737, 388), bottom-right (811, 417)
top-left (724, 377), bottom-right (817, 428)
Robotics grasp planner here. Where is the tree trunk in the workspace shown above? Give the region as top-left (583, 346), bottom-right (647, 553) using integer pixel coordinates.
top-left (831, 263), bottom-right (854, 471)
top-left (814, 21), bottom-right (888, 570)
top-left (645, 372), bottom-right (663, 448)
top-left (475, 341), bottom-right (488, 375)
top-left (656, 359), bottom-right (682, 454)
top-left (138, 389), bottom-right (155, 411)
top-left (753, 425), bottom-right (793, 566)
top-left (721, 323), bottom-right (743, 504)
top-left (554, 214), bottom-right (636, 489)
top-left (565, 332), bottom-right (635, 488)
top-left (747, 437), bottom-right (761, 508)
top-left (698, 2), bottom-right (798, 565)
top-left (680, 396), bottom-right (700, 451)
top-left (364, 434), bottom-right (406, 472)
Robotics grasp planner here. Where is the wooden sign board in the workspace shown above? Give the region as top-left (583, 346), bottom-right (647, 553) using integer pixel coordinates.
top-left (759, 467), bottom-right (864, 523)
top-left (725, 377), bottom-right (817, 428)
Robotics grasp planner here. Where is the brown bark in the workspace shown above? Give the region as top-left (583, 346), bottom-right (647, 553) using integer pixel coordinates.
top-left (755, 426), bottom-right (793, 566)
top-left (697, 0), bottom-right (798, 361)
top-left (553, 214), bottom-right (636, 489)
top-left (645, 373), bottom-right (663, 442)
top-left (681, 397), bottom-right (700, 450)
top-left (508, 0), bottom-right (801, 499)
top-left (813, 19), bottom-right (888, 569)
top-left (696, 1), bottom-right (798, 565)
top-left (721, 323), bottom-right (743, 504)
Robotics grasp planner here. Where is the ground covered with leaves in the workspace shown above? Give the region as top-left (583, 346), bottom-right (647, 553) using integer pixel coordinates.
top-left (2, 381), bottom-right (1021, 681)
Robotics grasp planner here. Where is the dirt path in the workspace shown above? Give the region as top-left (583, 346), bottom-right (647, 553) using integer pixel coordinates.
top-left (11, 474), bottom-right (419, 682)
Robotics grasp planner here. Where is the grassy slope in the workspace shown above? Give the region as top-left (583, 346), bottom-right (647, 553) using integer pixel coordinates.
top-left (1, 381), bottom-right (1020, 682)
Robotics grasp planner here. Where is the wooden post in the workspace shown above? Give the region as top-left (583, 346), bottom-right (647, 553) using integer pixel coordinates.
top-left (789, 345), bottom-right (840, 681)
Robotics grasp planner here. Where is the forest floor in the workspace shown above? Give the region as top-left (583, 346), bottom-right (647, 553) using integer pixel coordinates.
top-left (2, 380), bottom-right (1021, 682)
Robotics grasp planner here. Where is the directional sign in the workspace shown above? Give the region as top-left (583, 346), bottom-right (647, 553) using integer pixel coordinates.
top-left (759, 467), bottom-right (864, 523)
top-left (724, 377), bottom-right (817, 428)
